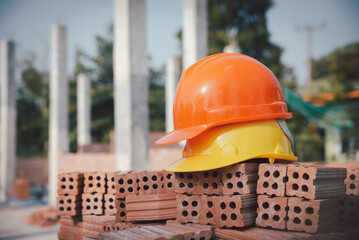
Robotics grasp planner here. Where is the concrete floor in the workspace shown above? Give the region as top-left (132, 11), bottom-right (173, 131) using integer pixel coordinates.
top-left (0, 205), bottom-right (59, 240)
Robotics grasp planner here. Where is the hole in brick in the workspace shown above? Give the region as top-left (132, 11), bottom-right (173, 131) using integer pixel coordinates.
top-left (59, 207), bottom-right (64, 211)
top-left (59, 200), bottom-right (64, 204)
top-left (94, 198), bottom-right (98, 202)
top-left (112, 185), bottom-right (115, 189)
top-left (61, 185), bottom-right (66, 189)
top-left (152, 175), bottom-right (158, 181)
top-left (153, 184), bottom-right (158, 189)
top-left (226, 173), bottom-right (232, 179)
top-left (188, 173), bottom-right (193, 179)
top-left (283, 176), bottom-right (288, 183)
top-left (212, 182), bottom-right (218, 189)
top-left (188, 183), bottom-right (194, 188)
top-left (120, 188), bottom-right (125, 193)
top-left (97, 176), bottom-right (101, 180)
top-left (178, 173), bottom-right (184, 179)
top-left (179, 183), bottom-right (185, 188)
top-left (86, 206), bottom-right (90, 210)
top-left (350, 184), bottom-right (355, 189)
top-left (237, 182), bottom-right (244, 188)
top-left (109, 198), bottom-right (114, 202)
top-left (200, 238), bottom-right (205, 240)
top-left (302, 185), bottom-right (308, 192)
top-left (221, 214), bottom-right (227, 221)
top-left (112, 226), bottom-right (115, 231)
top-left (235, 172), bottom-right (241, 178)
top-left (120, 203), bottom-right (125, 208)
top-left (86, 198), bottom-right (91, 202)
top-left (294, 206), bottom-right (301, 213)
top-left (129, 187), bottom-right (134, 192)
top-left (110, 205), bottom-right (114, 209)
top-left (111, 177), bottom-right (115, 182)
top-left (302, 173), bottom-right (309, 180)
top-left (103, 226), bottom-right (106, 231)
top-left (273, 215), bottom-right (280, 221)
top-left (273, 171), bottom-right (280, 178)
top-left (207, 201), bottom-right (213, 208)
top-left (204, 172), bottom-right (209, 178)
top-left (192, 201), bottom-right (198, 207)
top-left (212, 171), bottom-right (219, 178)
top-left (262, 202), bottom-right (269, 209)
top-left (305, 219), bottom-right (312, 226)
top-left (117, 226), bottom-right (120, 231)
top-left (89, 183), bottom-right (93, 188)
top-left (227, 183), bottom-right (233, 189)
top-left (230, 213), bottom-right (237, 220)
top-left (182, 210), bottom-right (188, 217)
top-left (350, 174), bottom-right (355, 180)
top-left (143, 176), bottom-right (148, 182)
top-left (120, 211), bottom-right (126, 217)
top-left (272, 183), bottom-right (278, 189)
top-left (263, 182), bottom-right (269, 188)
top-left (306, 207), bottom-right (313, 214)
top-left (94, 206), bottom-right (98, 210)
top-left (167, 174), bottom-right (172, 180)
top-left (293, 172), bottom-right (299, 179)
top-left (66, 207), bottom-right (71, 211)
top-left (97, 183), bottom-right (101, 188)
top-left (67, 199), bottom-right (72, 203)
top-left (191, 211), bottom-right (198, 216)
top-left (161, 176), bottom-right (164, 181)
top-left (69, 185), bottom-right (74, 189)
top-left (89, 176), bottom-right (93, 180)
top-left (348, 201), bottom-right (353, 207)
top-left (206, 212), bottom-right (213, 218)
top-left (203, 183), bottom-right (209, 189)
top-left (262, 213), bottom-right (269, 220)
top-left (293, 217), bottom-right (301, 224)
top-left (264, 171), bottom-right (270, 177)
top-left (136, 179), bottom-right (139, 183)
top-left (220, 202), bottom-right (226, 210)
top-left (229, 202), bottom-right (236, 209)
top-left (144, 185), bottom-right (149, 190)
top-left (127, 179), bottom-right (133, 184)
top-left (274, 204), bottom-right (281, 211)
top-left (69, 177), bottom-right (74, 182)
top-left (118, 179), bottom-right (124, 185)
top-left (182, 201), bottom-right (188, 207)
top-left (167, 182), bottom-right (173, 188)
top-left (61, 177), bottom-right (66, 182)
top-left (292, 184), bottom-right (299, 190)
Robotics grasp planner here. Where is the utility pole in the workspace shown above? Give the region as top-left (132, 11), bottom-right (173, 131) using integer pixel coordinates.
top-left (296, 22), bottom-right (326, 85)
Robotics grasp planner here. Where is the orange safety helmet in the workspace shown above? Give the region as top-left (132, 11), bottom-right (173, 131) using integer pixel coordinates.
top-left (156, 53), bottom-right (292, 145)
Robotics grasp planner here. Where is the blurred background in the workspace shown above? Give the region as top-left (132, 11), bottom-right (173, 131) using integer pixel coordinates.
top-left (0, 0), bottom-right (358, 239)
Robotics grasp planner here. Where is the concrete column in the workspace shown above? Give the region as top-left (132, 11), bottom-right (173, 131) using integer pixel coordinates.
top-left (49, 24), bottom-right (68, 206)
top-left (113, 0), bottom-right (148, 171)
top-left (183, 0), bottom-right (208, 70)
top-left (165, 57), bottom-right (180, 133)
top-left (223, 41), bottom-right (241, 54)
top-left (0, 39), bottom-right (16, 202)
top-left (77, 73), bottom-right (91, 152)
top-left (325, 127), bottom-right (343, 162)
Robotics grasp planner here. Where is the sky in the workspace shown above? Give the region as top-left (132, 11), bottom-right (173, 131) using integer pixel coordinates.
top-left (0, 0), bottom-right (358, 86)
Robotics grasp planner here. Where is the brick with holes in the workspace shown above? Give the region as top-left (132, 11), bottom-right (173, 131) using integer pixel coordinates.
top-left (218, 194), bottom-right (257, 228)
top-left (177, 194), bottom-right (202, 223)
top-left (115, 171), bottom-right (139, 198)
top-left (344, 168), bottom-right (359, 196)
top-left (57, 172), bottom-right (84, 195)
top-left (57, 194), bottom-right (82, 216)
top-left (106, 172), bottom-right (119, 194)
top-left (138, 170), bottom-right (163, 195)
top-left (197, 169), bottom-right (222, 195)
top-left (162, 171), bottom-right (175, 193)
top-left (287, 197), bottom-right (339, 233)
top-left (257, 163), bottom-right (288, 197)
top-left (221, 163), bottom-right (258, 195)
top-left (82, 193), bottom-right (104, 215)
top-left (104, 194), bottom-right (116, 215)
top-left (175, 172), bottom-right (198, 194)
top-left (200, 195), bottom-right (219, 225)
top-left (84, 172), bottom-right (107, 194)
top-left (339, 195), bottom-right (359, 223)
top-left (115, 198), bottom-right (127, 222)
top-left (286, 165), bottom-right (346, 200)
top-left (256, 195), bottom-right (288, 230)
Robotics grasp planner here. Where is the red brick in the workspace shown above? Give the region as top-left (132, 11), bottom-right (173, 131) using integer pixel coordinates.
top-left (257, 163), bottom-right (287, 197)
top-left (218, 194), bottom-right (257, 228)
top-left (256, 195), bottom-right (288, 230)
top-left (138, 171), bottom-right (163, 195)
top-left (115, 198), bottom-right (127, 222)
top-left (106, 171), bottom-right (118, 194)
top-left (57, 194), bottom-right (82, 216)
top-left (82, 193), bottom-right (104, 215)
top-left (339, 195), bottom-right (359, 223)
top-left (287, 197), bottom-right (339, 233)
top-left (177, 194), bottom-right (201, 224)
top-left (84, 172), bottom-right (107, 194)
top-left (175, 172), bottom-right (198, 194)
top-left (196, 169), bottom-right (222, 195)
top-left (200, 195), bottom-right (219, 226)
top-left (104, 194), bottom-right (116, 215)
top-left (162, 171), bottom-right (176, 193)
top-left (344, 168), bottom-right (359, 196)
top-left (57, 172), bottom-right (84, 195)
top-left (221, 163), bottom-right (258, 195)
top-left (115, 171), bottom-right (139, 198)
top-left (286, 165), bottom-right (346, 199)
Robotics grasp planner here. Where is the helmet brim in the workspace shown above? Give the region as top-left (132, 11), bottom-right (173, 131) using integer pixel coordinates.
top-left (155, 124), bottom-right (209, 145)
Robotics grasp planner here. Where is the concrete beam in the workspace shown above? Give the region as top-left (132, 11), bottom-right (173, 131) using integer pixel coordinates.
top-left (77, 73), bottom-right (91, 151)
top-left (165, 57), bottom-right (180, 133)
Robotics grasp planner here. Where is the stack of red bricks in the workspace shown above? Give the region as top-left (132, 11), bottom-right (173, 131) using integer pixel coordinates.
top-left (56, 172), bottom-right (84, 240)
top-left (256, 163), bottom-right (347, 233)
top-left (176, 162), bottom-right (258, 228)
top-left (339, 167), bottom-right (359, 224)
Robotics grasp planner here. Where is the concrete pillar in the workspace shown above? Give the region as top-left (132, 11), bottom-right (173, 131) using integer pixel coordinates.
top-left (77, 73), bottom-right (91, 152)
top-left (113, 0), bottom-right (148, 171)
top-left (183, 0), bottom-right (208, 70)
top-left (0, 39), bottom-right (16, 202)
top-left (325, 127), bottom-right (343, 162)
top-left (165, 57), bottom-right (180, 133)
top-left (223, 41), bottom-right (241, 54)
top-left (49, 24), bottom-right (68, 206)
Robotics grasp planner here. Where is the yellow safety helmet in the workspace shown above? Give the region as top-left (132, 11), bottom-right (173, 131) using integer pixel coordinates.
top-left (166, 119), bottom-right (297, 172)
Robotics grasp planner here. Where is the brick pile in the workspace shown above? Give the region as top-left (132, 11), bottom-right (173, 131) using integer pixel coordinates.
top-left (256, 163), bottom-right (347, 233)
top-left (176, 163), bottom-right (258, 228)
top-left (13, 172), bottom-right (30, 199)
top-left (339, 167), bottom-right (359, 224)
